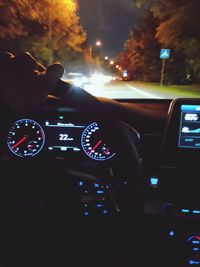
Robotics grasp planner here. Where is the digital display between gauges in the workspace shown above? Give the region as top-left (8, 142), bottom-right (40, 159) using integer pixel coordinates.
top-left (7, 119), bottom-right (45, 157)
top-left (81, 122), bottom-right (115, 161)
top-left (44, 121), bottom-right (85, 152)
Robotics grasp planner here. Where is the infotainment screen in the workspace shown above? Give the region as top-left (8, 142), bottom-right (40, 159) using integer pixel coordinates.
top-left (179, 105), bottom-right (200, 149)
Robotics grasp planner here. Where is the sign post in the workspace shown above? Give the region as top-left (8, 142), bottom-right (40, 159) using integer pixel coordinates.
top-left (160, 49), bottom-right (170, 86)
top-left (160, 59), bottom-right (166, 87)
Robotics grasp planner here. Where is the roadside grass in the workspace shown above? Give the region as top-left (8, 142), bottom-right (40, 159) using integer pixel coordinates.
top-left (129, 81), bottom-right (200, 97)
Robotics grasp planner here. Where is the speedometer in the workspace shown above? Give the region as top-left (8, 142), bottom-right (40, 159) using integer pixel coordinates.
top-left (7, 119), bottom-right (45, 158)
top-left (81, 122), bottom-right (115, 161)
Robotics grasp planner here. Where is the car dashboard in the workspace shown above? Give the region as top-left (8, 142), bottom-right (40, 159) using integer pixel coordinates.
top-left (1, 96), bottom-right (200, 267)
top-left (0, 103), bottom-right (140, 221)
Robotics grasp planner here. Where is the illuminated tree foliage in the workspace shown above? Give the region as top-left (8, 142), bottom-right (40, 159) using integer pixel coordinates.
top-left (0, 0), bottom-right (86, 64)
top-left (120, 0), bottom-right (200, 83)
top-left (117, 11), bottom-right (161, 82)
top-left (154, 0), bottom-right (200, 83)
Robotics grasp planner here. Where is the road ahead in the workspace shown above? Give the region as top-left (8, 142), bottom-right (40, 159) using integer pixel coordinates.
top-left (84, 80), bottom-right (182, 99)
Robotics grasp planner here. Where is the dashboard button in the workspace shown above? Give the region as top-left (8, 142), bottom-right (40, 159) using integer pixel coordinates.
top-left (149, 176), bottom-right (160, 188)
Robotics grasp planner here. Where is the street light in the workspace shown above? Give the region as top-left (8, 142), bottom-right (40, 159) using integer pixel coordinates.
top-left (89, 40), bottom-right (103, 74)
top-left (96, 40), bottom-right (102, 47)
top-left (110, 60), bottom-right (114, 65)
top-left (104, 56), bottom-right (109, 60)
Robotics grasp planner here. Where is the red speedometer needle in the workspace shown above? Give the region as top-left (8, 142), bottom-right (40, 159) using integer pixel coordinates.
top-left (91, 140), bottom-right (102, 153)
top-left (12, 136), bottom-right (27, 149)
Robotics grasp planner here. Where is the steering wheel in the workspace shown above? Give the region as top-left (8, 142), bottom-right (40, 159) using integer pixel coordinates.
top-left (53, 80), bottom-right (143, 216)
top-left (0, 80), bottom-right (144, 267)
top-left (0, 80), bottom-right (143, 220)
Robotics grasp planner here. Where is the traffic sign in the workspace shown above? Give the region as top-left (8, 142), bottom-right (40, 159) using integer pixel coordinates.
top-left (160, 49), bottom-right (170, 59)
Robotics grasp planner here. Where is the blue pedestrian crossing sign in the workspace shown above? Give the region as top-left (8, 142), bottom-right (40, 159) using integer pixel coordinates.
top-left (160, 49), bottom-right (170, 59)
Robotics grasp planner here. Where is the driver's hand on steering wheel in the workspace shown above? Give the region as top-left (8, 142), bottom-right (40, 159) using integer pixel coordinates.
top-left (0, 52), bottom-right (64, 112)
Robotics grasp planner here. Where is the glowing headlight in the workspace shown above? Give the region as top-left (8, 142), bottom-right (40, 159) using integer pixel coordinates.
top-left (90, 74), bottom-right (112, 85)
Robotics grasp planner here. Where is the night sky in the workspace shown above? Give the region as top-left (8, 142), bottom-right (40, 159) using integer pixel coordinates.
top-left (77, 0), bottom-right (141, 57)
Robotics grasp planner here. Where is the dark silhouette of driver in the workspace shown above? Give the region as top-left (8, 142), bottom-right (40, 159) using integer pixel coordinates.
top-left (0, 52), bottom-right (64, 112)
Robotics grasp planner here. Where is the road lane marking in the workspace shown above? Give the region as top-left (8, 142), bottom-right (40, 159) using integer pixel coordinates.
top-left (126, 84), bottom-right (165, 99)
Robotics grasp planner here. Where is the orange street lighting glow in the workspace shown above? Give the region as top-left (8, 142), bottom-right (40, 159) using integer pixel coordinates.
top-left (110, 60), bottom-right (114, 65)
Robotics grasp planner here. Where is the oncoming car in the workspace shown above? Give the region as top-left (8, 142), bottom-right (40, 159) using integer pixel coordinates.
top-left (64, 72), bottom-right (89, 88)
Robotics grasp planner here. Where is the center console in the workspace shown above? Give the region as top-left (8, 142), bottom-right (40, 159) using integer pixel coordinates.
top-left (144, 99), bottom-right (200, 266)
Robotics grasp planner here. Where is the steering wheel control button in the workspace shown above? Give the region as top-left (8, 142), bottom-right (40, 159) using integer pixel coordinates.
top-left (188, 236), bottom-right (200, 245)
top-left (192, 210), bottom-right (200, 215)
top-left (181, 208), bottom-right (190, 214)
top-left (102, 210), bottom-right (108, 215)
top-left (7, 119), bottom-right (45, 157)
top-left (169, 230), bottom-right (175, 237)
top-left (84, 211), bottom-right (89, 217)
top-left (79, 181), bottom-right (84, 187)
top-left (94, 183), bottom-right (100, 188)
top-left (97, 204), bottom-right (105, 208)
top-left (96, 190), bottom-right (104, 194)
top-left (187, 236), bottom-right (200, 265)
top-left (78, 179), bottom-right (114, 217)
top-left (188, 259), bottom-right (200, 265)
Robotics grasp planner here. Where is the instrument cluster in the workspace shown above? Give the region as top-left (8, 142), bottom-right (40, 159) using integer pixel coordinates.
top-left (4, 117), bottom-right (116, 161)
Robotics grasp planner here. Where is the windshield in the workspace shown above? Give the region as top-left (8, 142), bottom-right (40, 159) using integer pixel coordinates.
top-left (0, 0), bottom-right (200, 99)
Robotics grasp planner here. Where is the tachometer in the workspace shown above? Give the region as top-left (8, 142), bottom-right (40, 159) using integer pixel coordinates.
top-left (81, 122), bottom-right (115, 161)
top-left (7, 119), bottom-right (45, 158)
